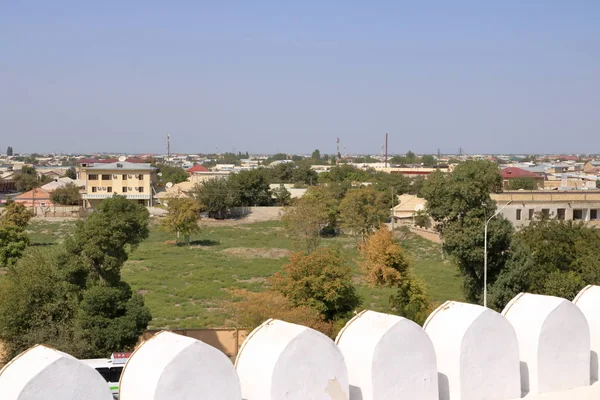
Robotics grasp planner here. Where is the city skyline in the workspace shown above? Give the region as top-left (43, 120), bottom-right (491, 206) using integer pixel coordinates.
top-left (2, 1), bottom-right (599, 154)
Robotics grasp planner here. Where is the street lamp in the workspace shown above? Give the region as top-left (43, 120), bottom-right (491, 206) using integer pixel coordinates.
top-left (483, 200), bottom-right (512, 308)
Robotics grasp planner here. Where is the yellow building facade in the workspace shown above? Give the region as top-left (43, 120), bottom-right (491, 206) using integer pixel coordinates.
top-left (79, 161), bottom-right (157, 208)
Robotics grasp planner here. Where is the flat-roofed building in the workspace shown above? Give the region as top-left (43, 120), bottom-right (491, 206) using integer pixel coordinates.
top-left (492, 191), bottom-right (600, 228)
top-left (79, 161), bottom-right (157, 208)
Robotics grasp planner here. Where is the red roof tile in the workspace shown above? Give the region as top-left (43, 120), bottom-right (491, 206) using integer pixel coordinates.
top-left (501, 167), bottom-right (542, 179)
top-left (186, 164), bottom-right (209, 173)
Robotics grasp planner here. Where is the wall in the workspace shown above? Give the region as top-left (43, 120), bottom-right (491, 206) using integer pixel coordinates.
top-left (1, 287), bottom-right (600, 399)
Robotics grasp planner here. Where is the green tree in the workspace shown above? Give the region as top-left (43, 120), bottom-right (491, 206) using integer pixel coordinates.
top-left (194, 178), bottom-right (235, 219)
top-left (272, 185), bottom-right (292, 206)
top-left (161, 197), bottom-right (201, 245)
top-left (420, 155), bottom-right (436, 167)
top-left (50, 183), bottom-right (82, 205)
top-left (13, 166), bottom-right (51, 192)
top-left (281, 187), bottom-right (338, 253)
top-left (64, 166), bottom-right (77, 179)
top-left (413, 209), bottom-right (431, 229)
top-left (359, 227), bottom-right (429, 323)
top-left (1, 202), bottom-right (34, 228)
top-left (291, 163), bottom-right (318, 185)
top-left (339, 187), bottom-right (390, 239)
top-left (6, 146), bottom-right (13, 156)
top-left (157, 165), bottom-right (188, 185)
top-left (507, 178), bottom-right (537, 190)
top-left (0, 249), bottom-right (79, 359)
top-left (421, 160), bottom-right (513, 302)
top-left (0, 196), bottom-right (152, 360)
top-left (65, 195), bottom-right (150, 285)
top-left (228, 169), bottom-right (272, 206)
top-left (311, 149), bottom-right (321, 160)
top-left (0, 225), bottom-right (29, 267)
top-left (488, 218), bottom-right (600, 311)
top-left (372, 172), bottom-right (410, 197)
top-left (405, 151), bottom-right (417, 163)
top-left (271, 247), bottom-right (361, 321)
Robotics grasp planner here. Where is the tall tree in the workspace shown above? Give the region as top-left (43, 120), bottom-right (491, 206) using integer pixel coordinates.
top-left (281, 187), bottom-right (338, 253)
top-left (0, 225), bottom-right (29, 268)
top-left (228, 169), bottom-right (272, 206)
top-left (311, 149), bottom-right (321, 160)
top-left (64, 166), bottom-right (77, 179)
top-left (271, 247), bottom-right (360, 321)
top-left (421, 160), bottom-right (513, 302)
top-left (339, 186), bottom-right (390, 239)
top-left (194, 178), bottom-right (235, 219)
top-left (420, 155), bottom-right (436, 167)
top-left (161, 197), bottom-right (201, 245)
top-left (6, 146), bottom-right (13, 156)
top-left (0, 196), bottom-right (152, 360)
top-left (359, 227), bottom-right (429, 323)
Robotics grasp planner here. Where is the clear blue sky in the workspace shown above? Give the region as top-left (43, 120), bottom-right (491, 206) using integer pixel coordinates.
top-left (1, 1), bottom-right (599, 155)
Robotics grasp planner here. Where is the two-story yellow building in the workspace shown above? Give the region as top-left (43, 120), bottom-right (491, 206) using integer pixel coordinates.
top-left (79, 161), bottom-right (157, 208)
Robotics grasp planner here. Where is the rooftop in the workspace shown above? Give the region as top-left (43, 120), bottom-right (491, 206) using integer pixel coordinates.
top-left (85, 161), bottom-right (156, 171)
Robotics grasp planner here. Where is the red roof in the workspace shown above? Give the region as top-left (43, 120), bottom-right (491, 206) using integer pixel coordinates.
top-left (501, 167), bottom-right (542, 179)
top-left (186, 164), bottom-right (209, 173)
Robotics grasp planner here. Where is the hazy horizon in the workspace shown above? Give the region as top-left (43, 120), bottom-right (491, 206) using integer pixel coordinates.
top-left (2, 2), bottom-right (599, 155)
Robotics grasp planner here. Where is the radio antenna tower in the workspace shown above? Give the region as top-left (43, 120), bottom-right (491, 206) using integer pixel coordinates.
top-left (336, 137), bottom-right (341, 165)
top-left (166, 133), bottom-right (171, 158)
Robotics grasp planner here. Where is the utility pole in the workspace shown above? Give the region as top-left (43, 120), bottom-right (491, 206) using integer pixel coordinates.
top-left (385, 132), bottom-right (389, 168)
top-left (483, 201), bottom-right (512, 307)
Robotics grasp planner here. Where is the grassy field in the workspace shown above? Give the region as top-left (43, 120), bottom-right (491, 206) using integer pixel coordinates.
top-left (24, 218), bottom-right (464, 329)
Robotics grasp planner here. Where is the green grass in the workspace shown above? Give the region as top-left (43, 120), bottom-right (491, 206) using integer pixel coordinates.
top-left (24, 219), bottom-right (464, 329)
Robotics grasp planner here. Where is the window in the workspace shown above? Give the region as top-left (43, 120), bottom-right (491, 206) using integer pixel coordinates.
top-left (89, 174), bottom-right (98, 180)
top-left (109, 367), bottom-right (123, 383)
top-left (138, 174), bottom-right (144, 180)
top-left (557, 208), bottom-right (565, 220)
top-left (122, 174), bottom-right (127, 180)
top-left (138, 187), bottom-right (144, 193)
top-left (107, 187), bottom-right (112, 193)
top-left (516, 209), bottom-right (522, 221)
top-left (138, 199), bottom-right (145, 205)
top-left (541, 209), bottom-right (550, 218)
top-left (573, 209), bottom-right (583, 220)
top-left (591, 209), bottom-right (598, 221)
top-left (529, 209), bottom-right (535, 220)
top-left (101, 174), bottom-right (111, 180)
top-left (122, 187), bottom-right (128, 193)
top-left (95, 368), bottom-right (110, 383)
top-left (91, 187), bottom-right (97, 193)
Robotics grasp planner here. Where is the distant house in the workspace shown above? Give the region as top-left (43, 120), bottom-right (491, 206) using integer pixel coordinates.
top-left (155, 181), bottom-right (195, 205)
top-left (584, 161), bottom-right (600, 173)
top-left (185, 164), bottom-right (209, 176)
top-left (41, 177), bottom-right (85, 192)
top-left (393, 194), bottom-right (427, 220)
top-left (13, 188), bottom-right (53, 208)
top-left (501, 167), bottom-right (544, 189)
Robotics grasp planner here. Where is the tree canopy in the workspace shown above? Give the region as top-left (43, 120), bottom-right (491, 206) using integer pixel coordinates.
top-left (339, 186), bottom-right (390, 239)
top-left (488, 218), bottom-right (600, 310)
top-left (271, 247), bottom-right (360, 321)
top-left (157, 165), bottom-right (188, 185)
top-left (421, 160), bottom-right (512, 302)
top-left (507, 177), bottom-right (538, 190)
top-left (50, 183), bottom-right (81, 205)
top-left (0, 195), bottom-right (152, 360)
top-left (13, 166), bottom-right (52, 192)
top-left (359, 227), bottom-right (429, 323)
top-left (161, 197), bottom-right (201, 245)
